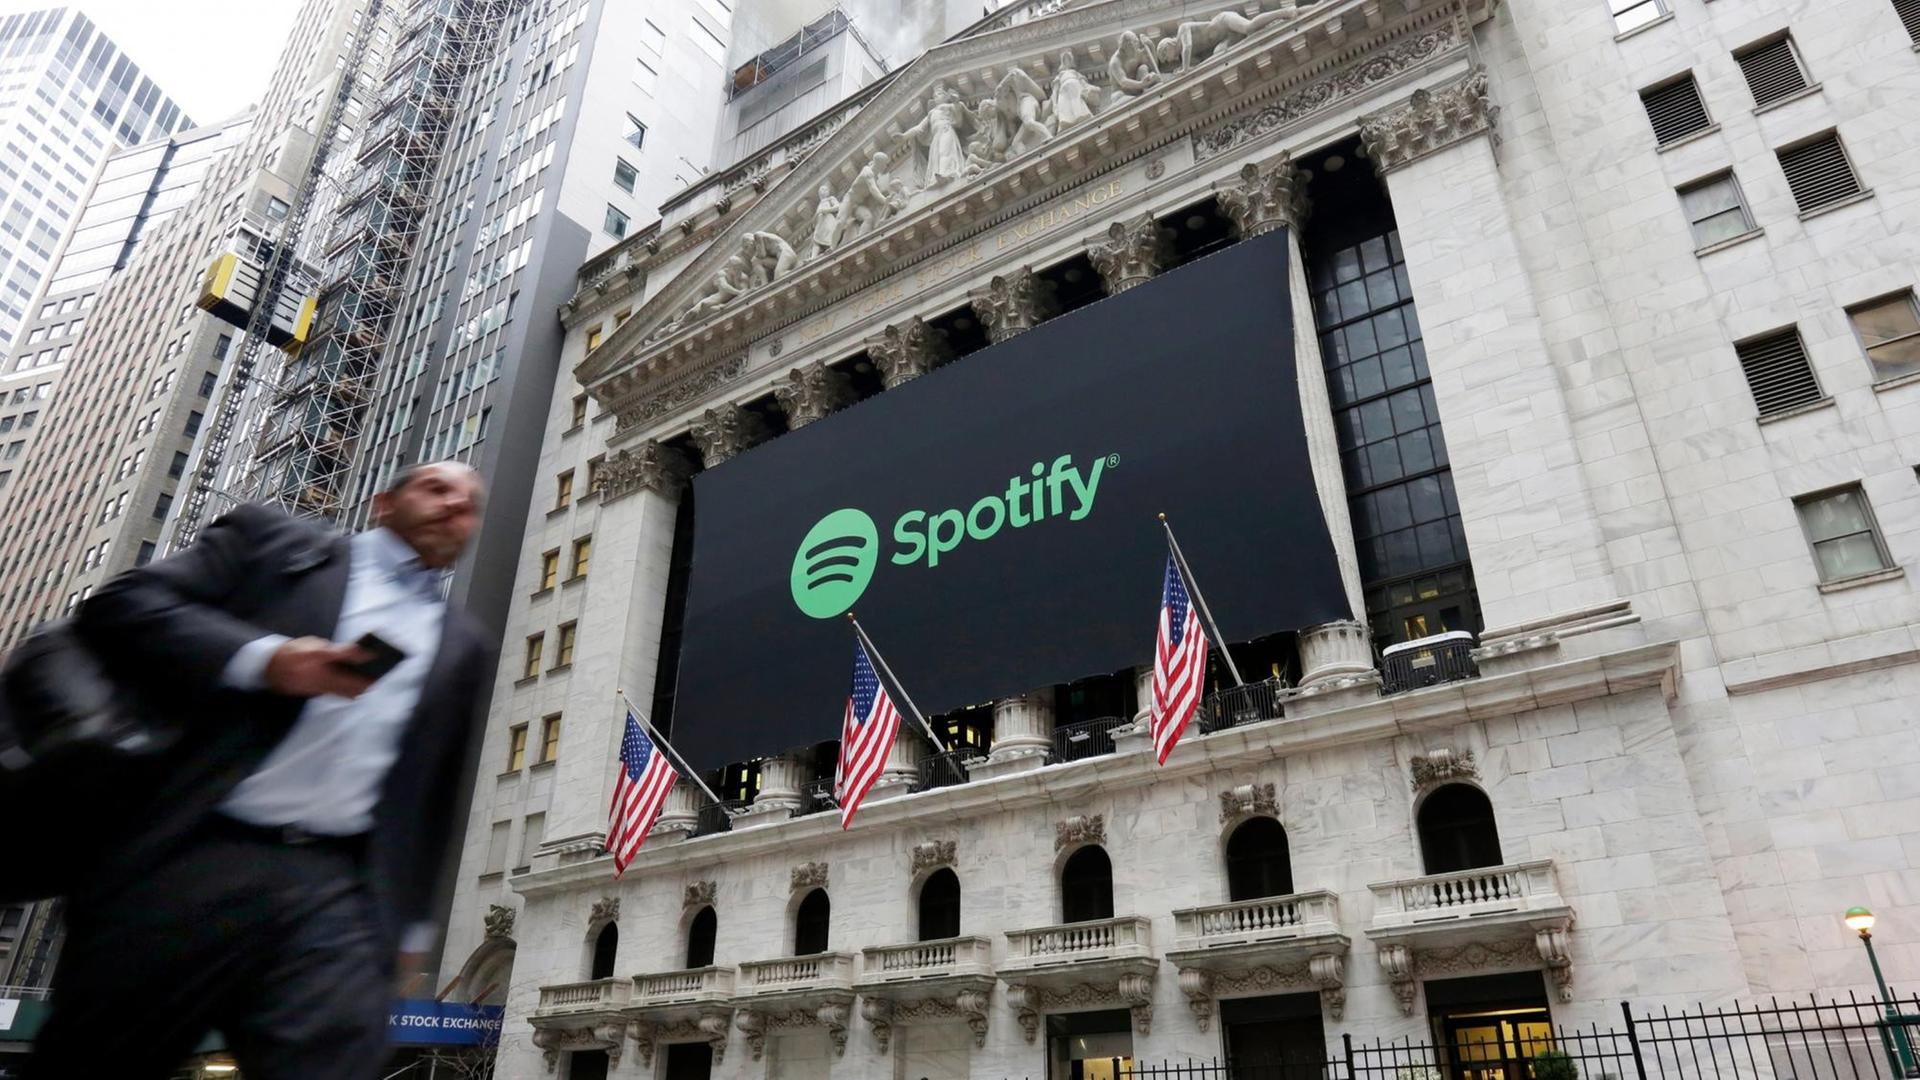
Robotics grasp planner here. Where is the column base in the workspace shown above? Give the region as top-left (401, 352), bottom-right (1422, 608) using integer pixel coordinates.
top-left (968, 746), bottom-right (1048, 781)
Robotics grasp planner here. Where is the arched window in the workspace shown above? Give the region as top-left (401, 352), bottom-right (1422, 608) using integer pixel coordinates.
top-left (1417, 783), bottom-right (1503, 874)
top-left (794, 888), bottom-right (831, 955)
top-left (1060, 845), bottom-right (1114, 924)
top-left (686, 906), bottom-right (717, 968)
top-left (589, 922), bottom-right (618, 980)
top-left (918, 868), bottom-right (961, 941)
top-left (1226, 818), bottom-right (1294, 901)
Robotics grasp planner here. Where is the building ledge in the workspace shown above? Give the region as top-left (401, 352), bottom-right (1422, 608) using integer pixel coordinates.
top-left (1655, 122), bottom-right (1721, 153)
top-left (1798, 189), bottom-right (1875, 221)
top-left (1817, 565), bottom-right (1905, 594)
top-left (1871, 369), bottom-right (1920, 393)
top-left (1756, 396), bottom-right (1835, 426)
top-left (1753, 83), bottom-right (1822, 115)
top-left (1694, 227), bottom-right (1764, 258)
top-left (1614, 10), bottom-right (1675, 41)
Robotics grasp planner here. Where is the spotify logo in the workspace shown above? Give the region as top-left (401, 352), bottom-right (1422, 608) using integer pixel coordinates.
top-left (789, 507), bottom-right (880, 619)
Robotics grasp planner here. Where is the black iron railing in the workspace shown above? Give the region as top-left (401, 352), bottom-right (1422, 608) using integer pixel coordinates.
top-left (1051, 716), bottom-right (1131, 763)
top-left (796, 778), bottom-right (837, 817)
top-left (1380, 631), bottom-right (1479, 694)
top-left (916, 745), bottom-right (987, 791)
top-left (690, 798), bottom-right (749, 838)
top-left (1198, 678), bottom-right (1288, 734)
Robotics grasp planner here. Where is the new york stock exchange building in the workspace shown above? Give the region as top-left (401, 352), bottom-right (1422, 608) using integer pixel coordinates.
top-left (434, 0), bottom-right (1920, 1076)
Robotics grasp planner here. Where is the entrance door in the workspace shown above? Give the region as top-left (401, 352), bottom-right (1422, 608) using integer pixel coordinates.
top-left (1222, 992), bottom-right (1328, 1080)
top-left (1441, 1008), bottom-right (1553, 1080)
top-left (1047, 1009), bottom-right (1135, 1080)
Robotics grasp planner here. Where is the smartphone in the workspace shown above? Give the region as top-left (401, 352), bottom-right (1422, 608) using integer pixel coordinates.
top-left (336, 631), bottom-right (407, 680)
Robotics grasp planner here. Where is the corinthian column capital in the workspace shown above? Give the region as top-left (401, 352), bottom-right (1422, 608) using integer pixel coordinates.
top-left (1358, 66), bottom-right (1499, 174)
top-left (1215, 153), bottom-right (1310, 240)
top-left (689, 403), bottom-right (769, 467)
top-left (772, 360), bottom-right (854, 429)
top-left (600, 439), bottom-right (692, 503)
top-left (968, 267), bottom-right (1060, 343)
top-left (866, 315), bottom-right (954, 388)
top-left (1087, 212), bottom-right (1176, 294)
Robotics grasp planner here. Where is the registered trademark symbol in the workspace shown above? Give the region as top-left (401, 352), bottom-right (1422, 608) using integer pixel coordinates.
top-left (1107, 453), bottom-right (1120, 468)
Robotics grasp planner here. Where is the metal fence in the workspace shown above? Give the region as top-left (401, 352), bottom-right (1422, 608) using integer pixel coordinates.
top-left (917, 745), bottom-right (988, 791)
top-left (1051, 716), bottom-right (1132, 763)
top-left (1198, 677), bottom-right (1290, 733)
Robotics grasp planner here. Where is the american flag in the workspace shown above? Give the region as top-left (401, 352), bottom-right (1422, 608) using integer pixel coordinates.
top-left (1150, 552), bottom-right (1210, 765)
top-left (606, 710), bottom-right (678, 876)
top-left (835, 638), bottom-right (902, 828)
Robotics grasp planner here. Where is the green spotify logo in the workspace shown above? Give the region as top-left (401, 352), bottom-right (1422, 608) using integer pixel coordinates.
top-left (790, 507), bottom-right (881, 619)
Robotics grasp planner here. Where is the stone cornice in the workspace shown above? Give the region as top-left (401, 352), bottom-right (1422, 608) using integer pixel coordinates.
top-left (511, 639), bottom-right (1679, 899)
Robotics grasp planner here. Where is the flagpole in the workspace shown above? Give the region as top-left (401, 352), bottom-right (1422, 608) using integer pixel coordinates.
top-left (846, 613), bottom-right (949, 755)
top-left (615, 688), bottom-right (729, 807)
top-left (1158, 513), bottom-right (1247, 687)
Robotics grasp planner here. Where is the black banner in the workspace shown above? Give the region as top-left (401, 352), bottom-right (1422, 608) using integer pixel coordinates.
top-left (671, 228), bottom-right (1349, 771)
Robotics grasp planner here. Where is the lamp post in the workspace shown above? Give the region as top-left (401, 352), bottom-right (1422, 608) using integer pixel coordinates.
top-left (1847, 906), bottom-right (1916, 1077)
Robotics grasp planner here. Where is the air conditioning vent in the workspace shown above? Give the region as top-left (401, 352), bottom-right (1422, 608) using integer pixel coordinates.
top-left (1640, 76), bottom-right (1712, 145)
top-left (1734, 328), bottom-right (1823, 415)
top-left (1777, 132), bottom-right (1864, 213)
top-left (1895, 0), bottom-right (1920, 44)
top-left (1735, 36), bottom-right (1809, 106)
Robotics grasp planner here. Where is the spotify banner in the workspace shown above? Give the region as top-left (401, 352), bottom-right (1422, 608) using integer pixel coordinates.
top-left (670, 228), bottom-right (1350, 771)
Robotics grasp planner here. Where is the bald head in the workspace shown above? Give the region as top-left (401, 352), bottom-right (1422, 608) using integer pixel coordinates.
top-left (372, 460), bottom-right (485, 568)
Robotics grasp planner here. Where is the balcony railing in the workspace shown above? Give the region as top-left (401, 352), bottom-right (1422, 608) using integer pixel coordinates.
top-left (916, 745), bottom-right (987, 791)
top-left (691, 798), bottom-right (750, 838)
top-left (1198, 678), bottom-right (1288, 733)
top-left (1380, 631), bottom-right (1478, 694)
top-left (1051, 716), bottom-right (1130, 763)
top-left (634, 965), bottom-right (734, 1007)
top-left (1005, 915), bottom-right (1153, 967)
top-left (859, 936), bottom-right (995, 983)
top-left (1172, 890), bottom-right (1340, 950)
top-left (796, 778), bottom-right (836, 817)
top-left (1369, 860), bottom-right (1565, 928)
top-left (737, 952), bottom-right (856, 995)
top-left (533, 977), bottom-right (632, 1017)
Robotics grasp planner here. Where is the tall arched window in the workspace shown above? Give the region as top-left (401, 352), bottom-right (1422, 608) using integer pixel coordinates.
top-left (589, 922), bottom-right (618, 980)
top-left (794, 888), bottom-right (831, 955)
top-left (1417, 783), bottom-right (1503, 874)
top-left (918, 868), bottom-right (961, 941)
top-left (1226, 818), bottom-right (1294, 901)
top-left (686, 906), bottom-right (717, 968)
top-left (1060, 846), bottom-right (1114, 924)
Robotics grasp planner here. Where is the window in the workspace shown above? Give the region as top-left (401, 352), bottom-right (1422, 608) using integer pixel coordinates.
top-left (555, 469), bottom-right (574, 508)
top-left (152, 492), bottom-right (171, 520)
top-left (264, 196), bottom-right (290, 221)
top-left (1417, 784), bottom-right (1503, 874)
top-left (183, 410), bottom-right (202, 437)
top-left (1225, 818), bottom-right (1295, 901)
top-left (197, 371), bottom-right (216, 397)
top-left (603, 204), bottom-right (629, 239)
top-left (686, 906), bottom-right (717, 967)
top-left (518, 812), bottom-right (545, 870)
top-left (613, 158), bottom-right (637, 193)
top-left (18, 411), bottom-right (34, 429)
top-left (1610, 0), bottom-right (1666, 32)
top-left (1795, 485), bottom-right (1894, 582)
top-left (539, 549), bottom-right (559, 590)
top-left (623, 113), bottom-right (646, 148)
top-left (1734, 34), bottom-right (1812, 108)
top-left (794, 888), bottom-right (830, 955)
top-left (1060, 845), bottom-right (1114, 923)
top-left (1777, 131), bottom-right (1866, 214)
top-left (633, 56), bottom-right (659, 95)
top-left (554, 621), bottom-right (577, 668)
top-left (1640, 75), bottom-right (1711, 146)
top-left (571, 394), bottom-right (588, 429)
top-left (570, 536), bottom-right (592, 579)
top-left (168, 451), bottom-right (188, 479)
top-left (590, 921), bottom-right (619, 979)
top-left (539, 713), bottom-right (562, 763)
top-left (1897, 0), bottom-right (1920, 44)
top-left (507, 723), bottom-right (528, 769)
top-left (918, 868), bottom-right (961, 941)
top-left (585, 327), bottom-right (602, 354)
top-left (1734, 327), bottom-right (1823, 415)
top-left (136, 541), bottom-right (154, 566)
top-left (522, 634), bottom-right (544, 679)
top-left (1849, 291), bottom-right (1920, 383)
top-left (1677, 172), bottom-right (1755, 249)
top-left (485, 821), bottom-right (510, 874)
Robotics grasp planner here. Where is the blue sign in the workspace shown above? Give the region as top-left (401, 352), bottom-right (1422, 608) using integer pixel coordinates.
top-left (387, 1000), bottom-right (504, 1046)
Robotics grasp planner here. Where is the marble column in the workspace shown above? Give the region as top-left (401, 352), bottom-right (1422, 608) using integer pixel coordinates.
top-left (968, 266), bottom-right (1060, 343)
top-left (738, 753), bottom-right (805, 819)
top-left (651, 781), bottom-right (705, 838)
top-left (970, 691), bottom-right (1053, 780)
top-left (865, 728), bottom-right (926, 802)
top-left (1087, 212), bottom-right (1175, 295)
top-left (688, 402), bottom-right (770, 467)
top-left (1216, 153), bottom-right (1368, 624)
top-left (866, 316), bottom-right (953, 388)
top-left (772, 360), bottom-right (854, 428)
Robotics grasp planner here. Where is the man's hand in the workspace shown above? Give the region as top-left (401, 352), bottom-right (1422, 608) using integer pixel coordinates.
top-left (262, 636), bottom-right (377, 699)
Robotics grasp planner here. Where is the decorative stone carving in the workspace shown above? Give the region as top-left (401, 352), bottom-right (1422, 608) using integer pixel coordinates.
top-left (1055, 813), bottom-right (1105, 852)
top-left (1048, 50), bottom-right (1101, 133)
top-left (483, 903), bottom-right (515, 940)
top-left (684, 880), bottom-right (717, 909)
top-left (1156, 2), bottom-right (1300, 72)
top-left (859, 988), bottom-right (991, 1053)
top-left (613, 354), bottom-right (748, 431)
top-left (658, 255), bottom-right (749, 338)
top-left (1088, 213), bottom-right (1174, 294)
top-left (1193, 25), bottom-right (1460, 163)
top-left (1218, 782), bottom-right (1278, 824)
top-left (1006, 977), bottom-right (1154, 1042)
top-left (911, 839), bottom-right (957, 876)
top-left (1378, 943), bottom-right (1417, 1015)
top-left (1176, 957), bottom-right (1348, 1028)
top-left (1538, 928), bottom-right (1575, 1001)
top-left (688, 403), bottom-right (769, 467)
top-left (860, 997), bottom-right (894, 1053)
top-left (533, 1022), bottom-right (627, 1072)
top-left (866, 316), bottom-right (953, 388)
top-left (773, 361), bottom-right (854, 429)
top-left (1178, 968), bottom-right (1216, 1031)
top-left (969, 267), bottom-right (1059, 343)
top-left (1410, 747), bottom-right (1478, 790)
top-left (632, 1011), bottom-right (732, 1067)
top-left (836, 151), bottom-right (900, 242)
top-left (739, 231), bottom-right (798, 288)
top-left (598, 440), bottom-right (692, 503)
top-left (1216, 156), bottom-right (1309, 240)
top-left (993, 69), bottom-right (1054, 158)
top-left (737, 1002), bottom-right (851, 1060)
top-left (588, 895), bottom-right (619, 926)
top-left (1359, 66), bottom-right (1499, 174)
top-left (791, 861), bottom-right (830, 891)
top-left (820, 1001), bottom-right (852, 1055)
top-left (1311, 953), bottom-right (1347, 1020)
top-left (1106, 30), bottom-right (1163, 108)
top-left (902, 83), bottom-right (972, 189)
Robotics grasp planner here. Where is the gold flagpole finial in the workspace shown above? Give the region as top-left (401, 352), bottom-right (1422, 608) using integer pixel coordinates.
top-left (1157, 512), bottom-right (1168, 522)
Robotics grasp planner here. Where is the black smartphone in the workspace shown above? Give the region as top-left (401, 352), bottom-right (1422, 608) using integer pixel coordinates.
top-left (336, 631), bottom-right (407, 680)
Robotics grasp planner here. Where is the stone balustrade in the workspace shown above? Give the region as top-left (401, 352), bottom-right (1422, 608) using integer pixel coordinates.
top-left (1004, 915), bottom-right (1154, 969)
top-left (633, 965), bottom-right (735, 1007)
top-left (1368, 860), bottom-right (1564, 928)
top-left (1172, 889), bottom-right (1341, 950)
top-left (859, 935), bottom-right (995, 984)
top-left (533, 977), bottom-right (632, 1017)
top-left (736, 951), bottom-right (856, 996)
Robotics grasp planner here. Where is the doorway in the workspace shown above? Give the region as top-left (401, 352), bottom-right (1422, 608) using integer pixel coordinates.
top-left (1426, 971), bottom-right (1554, 1080)
top-left (1222, 992), bottom-right (1327, 1080)
top-left (1047, 1009), bottom-right (1134, 1080)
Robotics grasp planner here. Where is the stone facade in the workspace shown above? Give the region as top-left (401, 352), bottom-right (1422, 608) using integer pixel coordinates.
top-left (439, 0), bottom-right (1920, 1075)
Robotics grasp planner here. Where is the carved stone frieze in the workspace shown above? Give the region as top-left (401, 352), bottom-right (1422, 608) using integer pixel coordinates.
top-left (866, 316), bottom-right (954, 388)
top-left (1378, 932), bottom-right (1573, 1015)
top-left (1054, 813), bottom-right (1106, 852)
top-left (633, 1010), bottom-right (732, 1066)
top-left (688, 403), bottom-right (769, 467)
top-left (791, 861), bottom-right (830, 891)
top-left (483, 903), bottom-right (515, 940)
top-left (613, 353), bottom-right (747, 432)
top-left (1358, 65), bottom-right (1499, 174)
top-left (737, 1001), bottom-right (852, 1060)
top-left (969, 267), bottom-right (1060, 343)
top-left (864, 988), bottom-right (991, 1050)
top-left (533, 1021), bottom-right (627, 1072)
top-left (773, 361), bottom-right (855, 428)
top-left (1218, 782), bottom-right (1278, 824)
top-left (1006, 974), bottom-right (1155, 1042)
top-left (588, 895), bottom-right (619, 926)
top-left (1216, 155), bottom-right (1309, 240)
top-left (911, 839), bottom-right (958, 876)
top-left (599, 440), bottom-right (692, 503)
top-left (1175, 955), bottom-right (1348, 1030)
top-left (684, 880), bottom-right (717, 909)
top-left (1410, 747), bottom-right (1478, 790)
top-left (1087, 212), bottom-right (1174, 294)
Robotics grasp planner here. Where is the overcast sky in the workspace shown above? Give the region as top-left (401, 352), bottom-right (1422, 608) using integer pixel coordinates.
top-left (2, 0), bottom-right (303, 124)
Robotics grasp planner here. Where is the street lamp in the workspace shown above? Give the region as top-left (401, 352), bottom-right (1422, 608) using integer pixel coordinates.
top-left (1846, 906), bottom-right (1916, 1077)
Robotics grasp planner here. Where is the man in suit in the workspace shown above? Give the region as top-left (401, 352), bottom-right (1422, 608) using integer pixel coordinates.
top-left (28, 461), bottom-right (493, 1080)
